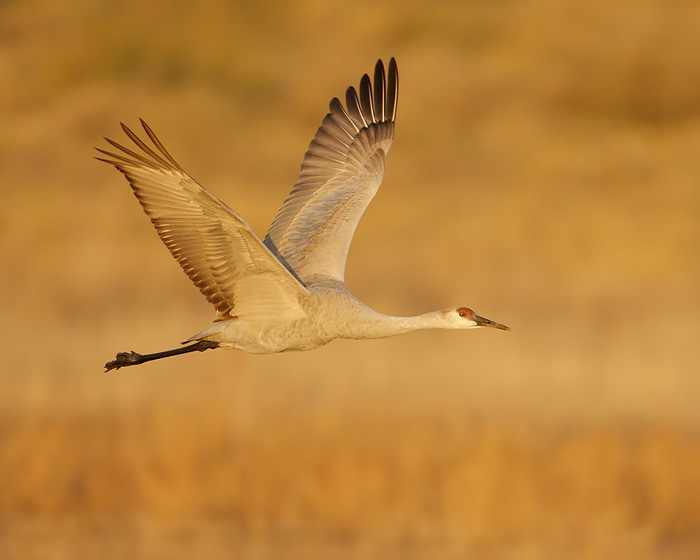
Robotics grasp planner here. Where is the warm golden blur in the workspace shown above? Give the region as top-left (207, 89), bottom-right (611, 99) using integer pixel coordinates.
top-left (1, 0), bottom-right (699, 558)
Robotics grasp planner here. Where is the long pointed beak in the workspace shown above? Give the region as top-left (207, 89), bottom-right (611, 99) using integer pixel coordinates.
top-left (474, 315), bottom-right (510, 331)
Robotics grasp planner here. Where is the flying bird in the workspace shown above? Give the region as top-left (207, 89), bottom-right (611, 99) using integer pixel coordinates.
top-left (98, 58), bottom-right (508, 371)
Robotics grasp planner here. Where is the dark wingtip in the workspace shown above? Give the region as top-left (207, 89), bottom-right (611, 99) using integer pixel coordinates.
top-left (386, 58), bottom-right (398, 121)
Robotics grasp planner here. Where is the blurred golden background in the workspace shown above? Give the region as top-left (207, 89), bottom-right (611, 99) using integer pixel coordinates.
top-left (1, 0), bottom-right (699, 558)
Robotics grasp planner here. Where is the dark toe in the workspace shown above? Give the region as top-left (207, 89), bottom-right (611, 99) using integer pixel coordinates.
top-left (104, 351), bottom-right (142, 372)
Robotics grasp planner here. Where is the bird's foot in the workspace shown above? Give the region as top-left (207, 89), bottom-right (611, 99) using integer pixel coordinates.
top-left (105, 351), bottom-right (144, 372)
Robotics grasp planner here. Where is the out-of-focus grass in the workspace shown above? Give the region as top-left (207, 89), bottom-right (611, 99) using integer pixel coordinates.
top-left (2, 403), bottom-right (700, 559)
top-left (1, 0), bottom-right (699, 558)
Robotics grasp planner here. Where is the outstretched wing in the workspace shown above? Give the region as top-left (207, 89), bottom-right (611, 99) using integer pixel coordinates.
top-left (97, 120), bottom-right (309, 326)
top-left (264, 58), bottom-right (399, 283)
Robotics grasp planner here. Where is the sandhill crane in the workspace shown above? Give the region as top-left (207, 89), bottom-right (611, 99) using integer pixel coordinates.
top-left (98, 58), bottom-right (508, 371)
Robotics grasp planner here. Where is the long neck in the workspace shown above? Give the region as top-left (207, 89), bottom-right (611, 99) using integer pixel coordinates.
top-left (340, 308), bottom-right (447, 340)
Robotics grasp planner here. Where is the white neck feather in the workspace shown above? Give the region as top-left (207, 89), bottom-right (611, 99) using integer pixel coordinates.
top-left (340, 309), bottom-right (451, 340)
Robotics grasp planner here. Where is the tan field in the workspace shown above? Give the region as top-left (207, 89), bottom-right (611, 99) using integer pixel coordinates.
top-left (1, 0), bottom-right (699, 558)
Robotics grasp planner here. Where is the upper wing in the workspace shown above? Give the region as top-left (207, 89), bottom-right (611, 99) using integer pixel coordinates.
top-left (97, 120), bottom-right (309, 326)
top-left (264, 58), bottom-right (398, 283)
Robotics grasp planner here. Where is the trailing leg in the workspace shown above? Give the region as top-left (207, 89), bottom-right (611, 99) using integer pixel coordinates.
top-left (104, 340), bottom-right (220, 372)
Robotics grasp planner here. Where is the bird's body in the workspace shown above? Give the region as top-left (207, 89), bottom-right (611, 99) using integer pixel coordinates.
top-left (99, 58), bottom-right (508, 371)
top-left (186, 276), bottom-right (477, 354)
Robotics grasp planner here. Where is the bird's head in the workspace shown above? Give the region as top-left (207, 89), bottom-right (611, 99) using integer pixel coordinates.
top-left (443, 307), bottom-right (510, 331)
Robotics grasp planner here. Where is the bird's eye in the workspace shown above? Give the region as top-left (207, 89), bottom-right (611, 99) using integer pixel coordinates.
top-left (458, 310), bottom-right (467, 318)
